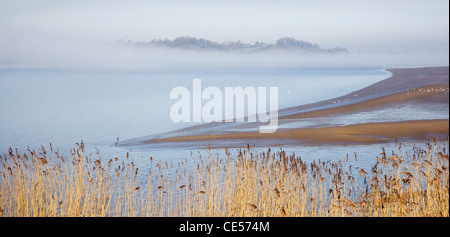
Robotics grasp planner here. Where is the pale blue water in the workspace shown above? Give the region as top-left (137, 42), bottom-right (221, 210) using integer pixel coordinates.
top-left (0, 66), bottom-right (442, 171)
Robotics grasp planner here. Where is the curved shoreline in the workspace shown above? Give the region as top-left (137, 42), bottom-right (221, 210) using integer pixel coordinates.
top-left (122, 66), bottom-right (449, 148)
top-left (281, 83), bottom-right (448, 120)
top-left (142, 119), bottom-right (448, 145)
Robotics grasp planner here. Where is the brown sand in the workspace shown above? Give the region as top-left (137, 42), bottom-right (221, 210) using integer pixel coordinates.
top-left (282, 83), bottom-right (449, 120)
top-left (144, 120), bottom-right (448, 145)
top-left (126, 66), bottom-right (449, 147)
top-left (279, 66), bottom-right (449, 118)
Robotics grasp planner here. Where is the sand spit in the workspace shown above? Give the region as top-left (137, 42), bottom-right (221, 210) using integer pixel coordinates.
top-left (122, 66), bottom-right (449, 148)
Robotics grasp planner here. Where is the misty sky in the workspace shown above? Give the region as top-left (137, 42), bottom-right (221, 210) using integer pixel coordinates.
top-left (0, 0), bottom-right (448, 69)
top-left (1, 0), bottom-right (448, 51)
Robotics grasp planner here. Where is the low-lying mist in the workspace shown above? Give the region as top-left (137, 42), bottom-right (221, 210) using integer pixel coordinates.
top-left (0, 33), bottom-right (448, 70)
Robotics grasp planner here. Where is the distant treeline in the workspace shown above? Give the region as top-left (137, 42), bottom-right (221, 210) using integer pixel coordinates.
top-left (120, 36), bottom-right (348, 54)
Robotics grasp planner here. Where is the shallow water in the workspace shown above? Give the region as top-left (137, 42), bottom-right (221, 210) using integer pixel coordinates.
top-left (278, 101), bottom-right (449, 130)
top-left (0, 66), bottom-right (442, 170)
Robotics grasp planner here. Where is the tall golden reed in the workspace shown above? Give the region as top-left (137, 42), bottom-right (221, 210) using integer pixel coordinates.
top-left (1, 139), bottom-right (448, 217)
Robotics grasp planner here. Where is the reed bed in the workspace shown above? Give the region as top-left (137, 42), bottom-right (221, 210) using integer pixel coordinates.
top-left (1, 140), bottom-right (448, 217)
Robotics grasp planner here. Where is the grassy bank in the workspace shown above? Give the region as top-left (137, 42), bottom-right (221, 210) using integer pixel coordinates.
top-left (1, 140), bottom-right (448, 217)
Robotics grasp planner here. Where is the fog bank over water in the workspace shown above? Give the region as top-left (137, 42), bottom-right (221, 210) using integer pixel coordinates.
top-left (1, 0), bottom-right (448, 50)
top-left (1, 0), bottom-right (448, 69)
top-left (0, 33), bottom-right (448, 70)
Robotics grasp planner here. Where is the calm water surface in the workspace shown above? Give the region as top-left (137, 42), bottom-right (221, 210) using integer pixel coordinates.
top-left (0, 66), bottom-right (438, 171)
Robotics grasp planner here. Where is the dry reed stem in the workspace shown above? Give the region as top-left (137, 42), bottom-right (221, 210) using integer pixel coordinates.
top-left (1, 139), bottom-right (448, 217)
